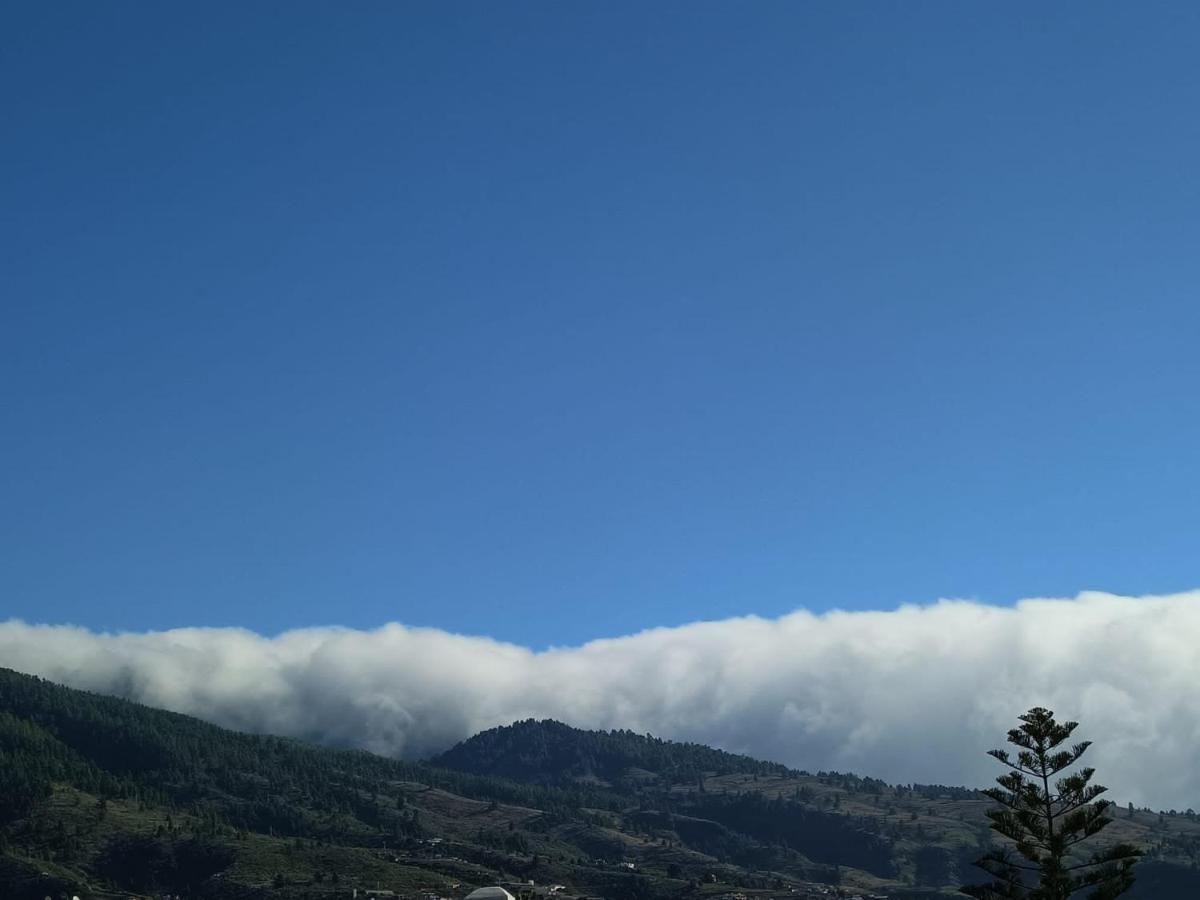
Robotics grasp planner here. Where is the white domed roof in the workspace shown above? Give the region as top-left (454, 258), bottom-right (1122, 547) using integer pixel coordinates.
top-left (466, 889), bottom-right (516, 900)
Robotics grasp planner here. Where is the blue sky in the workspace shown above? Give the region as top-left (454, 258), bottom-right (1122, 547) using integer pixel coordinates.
top-left (3, 2), bottom-right (1199, 648)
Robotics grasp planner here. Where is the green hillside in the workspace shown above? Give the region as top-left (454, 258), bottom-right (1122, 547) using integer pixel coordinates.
top-left (2, 667), bottom-right (1198, 899)
top-left (430, 719), bottom-right (794, 787)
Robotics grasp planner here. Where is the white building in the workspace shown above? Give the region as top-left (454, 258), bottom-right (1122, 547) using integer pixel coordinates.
top-left (466, 888), bottom-right (518, 900)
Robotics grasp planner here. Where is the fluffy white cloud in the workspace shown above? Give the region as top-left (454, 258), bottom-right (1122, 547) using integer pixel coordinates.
top-left (2, 590), bottom-right (1197, 810)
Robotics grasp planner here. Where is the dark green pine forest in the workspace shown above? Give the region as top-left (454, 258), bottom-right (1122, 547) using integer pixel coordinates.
top-left (1, 667), bottom-right (1198, 899)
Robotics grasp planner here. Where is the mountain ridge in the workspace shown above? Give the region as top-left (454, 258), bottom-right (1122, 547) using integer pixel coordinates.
top-left (430, 718), bottom-right (799, 788)
top-left (2, 666), bottom-right (1199, 899)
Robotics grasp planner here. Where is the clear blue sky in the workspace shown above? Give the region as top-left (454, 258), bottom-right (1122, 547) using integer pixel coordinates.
top-left (4, 2), bottom-right (1199, 647)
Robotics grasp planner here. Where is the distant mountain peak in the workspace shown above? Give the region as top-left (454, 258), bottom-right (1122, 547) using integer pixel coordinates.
top-left (430, 717), bottom-right (795, 787)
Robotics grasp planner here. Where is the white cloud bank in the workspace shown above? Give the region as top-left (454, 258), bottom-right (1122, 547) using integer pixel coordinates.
top-left (1, 590), bottom-right (1198, 809)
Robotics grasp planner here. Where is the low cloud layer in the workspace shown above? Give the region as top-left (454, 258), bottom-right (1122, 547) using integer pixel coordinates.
top-left (2, 590), bottom-right (1197, 809)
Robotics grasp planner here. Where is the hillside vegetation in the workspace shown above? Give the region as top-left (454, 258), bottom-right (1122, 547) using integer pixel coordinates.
top-left (431, 719), bottom-right (793, 787)
top-left (2, 668), bottom-right (1198, 899)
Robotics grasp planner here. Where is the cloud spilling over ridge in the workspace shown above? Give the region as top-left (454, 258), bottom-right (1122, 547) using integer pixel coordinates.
top-left (1, 590), bottom-right (1198, 809)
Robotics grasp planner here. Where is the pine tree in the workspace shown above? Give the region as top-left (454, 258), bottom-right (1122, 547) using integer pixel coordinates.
top-left (962, 707), bottom-right (1141, 899)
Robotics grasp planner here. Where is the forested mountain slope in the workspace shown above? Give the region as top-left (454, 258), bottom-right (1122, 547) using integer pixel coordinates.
top-left (430, 719), bottom-right (793, 786)
top-left (2, 667), bottom-right (1198, 899)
